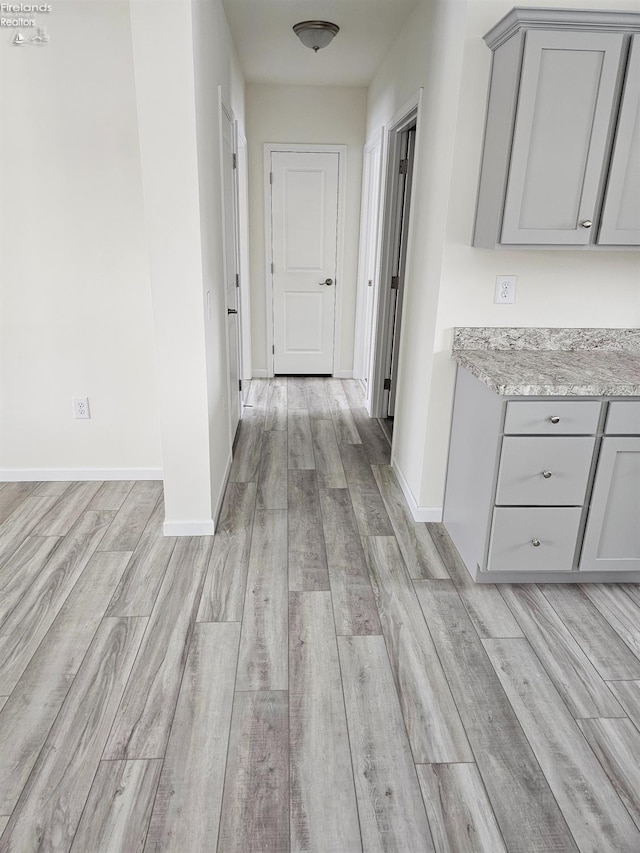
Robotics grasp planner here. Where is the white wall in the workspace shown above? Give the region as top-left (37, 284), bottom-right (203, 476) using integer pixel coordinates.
top-left (366, 0), bottom-right (468, 515)
top-left (192, 0), bottom-right (247, 523)
top-left (246, 84), bottom-right (367, 376)
top-left (0, 0), bottom-right (162, 478)
top-left (130, 0), bottom-right (245, 532)
top-left (366, 0), bottom-right (640, 514)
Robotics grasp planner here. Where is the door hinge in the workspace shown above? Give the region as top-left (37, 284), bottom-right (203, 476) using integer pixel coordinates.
top-left (233, 153), bottom-right (237, 169)
top-left (235, 273), bottom-right (240, 288)
top-left (239, 379), bottom-right (242, 391)
top-left (391, 276), bottom-right (399, 290)
top-left (272, 345), bottom-right (275, 354)
top-left (271, 261), bottom-right (274, 274)
top-left (399, 158), bottom-right (409, 175)
top-left (384, 378), bottom-right (392, 391)
top-left (270, 171), bottom-right (273, 185)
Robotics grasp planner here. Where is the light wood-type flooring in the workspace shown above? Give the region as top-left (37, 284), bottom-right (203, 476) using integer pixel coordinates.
top-left (1, 376), bottom-right (640, 851)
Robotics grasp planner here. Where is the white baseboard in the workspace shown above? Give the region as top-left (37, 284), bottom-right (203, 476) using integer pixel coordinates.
top-left (162, 519), bottom-right (216, 536)
top-left (391, 459), bottom-right (443, 523)
top-left (334, 369), bottom-right (354, 379)
top-left (0, 467), bottom-right (163, 482)
top-left (213, 452), bottom-right (233, 527)
top-left (162, 453), bottom-right (232, 538)
top-left (252, 369), bottom-right (269, 378)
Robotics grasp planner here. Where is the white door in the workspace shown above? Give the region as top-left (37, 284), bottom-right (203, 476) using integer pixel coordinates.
top-left (221, 103), bottom-right (241, 437)
top-left (271, 151), bottom-right (339, 375)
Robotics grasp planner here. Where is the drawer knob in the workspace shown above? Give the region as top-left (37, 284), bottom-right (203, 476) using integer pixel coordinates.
top-left (531, 538), bottom-right (541, 547)
top-left (580, 220), bottom-right (592, 228)
top-left (549, 416), bottom-right (561, 424)
top-left (542, 470), bottom-right (553, 479)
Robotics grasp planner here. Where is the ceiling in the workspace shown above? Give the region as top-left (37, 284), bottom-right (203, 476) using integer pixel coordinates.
top-left (221, 0), bottom-right (421, 87)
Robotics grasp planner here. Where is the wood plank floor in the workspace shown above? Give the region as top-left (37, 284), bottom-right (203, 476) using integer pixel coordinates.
top-left (1, 376), bottom-right (640, 852)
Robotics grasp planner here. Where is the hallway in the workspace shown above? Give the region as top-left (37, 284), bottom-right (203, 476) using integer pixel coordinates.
top-left (1, 378), bottom-right (640, 850)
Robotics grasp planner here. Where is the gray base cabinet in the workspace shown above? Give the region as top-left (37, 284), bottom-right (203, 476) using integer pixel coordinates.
top-left (580, 437), bottom-right (640, 571)
top-left (443, 367), bottom-right (640, 583)
top-left (473, 9), bottom-right (640, 249)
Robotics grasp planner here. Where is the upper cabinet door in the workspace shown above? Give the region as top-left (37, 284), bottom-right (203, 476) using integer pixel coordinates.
top-left (599, 35), bottom-right (640, 245)
top-left (501, 30), bottom-right (625, 245)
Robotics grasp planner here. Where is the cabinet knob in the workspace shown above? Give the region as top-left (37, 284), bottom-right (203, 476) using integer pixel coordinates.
top-left (531, 539), bottom-right (541, 547)
top-left (580, 220), bottom-right (592, 228)
top-left (549, 416), bottom-right (560, 424)
top-left (542, 470), bottom-right (553, 479)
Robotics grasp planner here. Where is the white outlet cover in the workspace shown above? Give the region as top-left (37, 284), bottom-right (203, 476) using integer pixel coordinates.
top-left (72, 397), bottom-right (91, 419)
top-left (495, 275), bottom-right (517, 304)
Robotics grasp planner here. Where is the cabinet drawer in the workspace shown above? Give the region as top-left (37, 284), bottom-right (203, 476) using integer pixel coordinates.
top-left (605, 401), bottom-right (640, 434)
top-left (504, 401), bottom-right (601, 435)
top-left (496, 437), bottom-right (595, 506)
top-left (487, 507), bottom-right (582, 572)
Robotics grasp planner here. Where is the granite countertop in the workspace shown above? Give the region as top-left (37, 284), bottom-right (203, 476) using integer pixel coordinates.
top-left (452, 327), bottom-right (640, 396)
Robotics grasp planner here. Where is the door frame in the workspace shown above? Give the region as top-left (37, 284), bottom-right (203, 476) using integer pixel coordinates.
top-left (263, 143), bottom-right (347, 378)
top-left (218, 91), bottom-right (243, 439)
top-left (236, 128), bottom-right (253, 382)
top-left (369, 91), bottom-right (422, 419)
top-left (353, 128), bottom-right (385, 385)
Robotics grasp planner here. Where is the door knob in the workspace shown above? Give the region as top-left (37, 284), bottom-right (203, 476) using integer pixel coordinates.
top-left (531, 539), bottom-right (541, 547)
top-left (542, 470), bottom-right (553, 479)
top-left (580, 220), bottom-right (592, 228)
top-left (227, 308), bottom-right (238, 315)
top-left (319, 278), bottom-right (333, 286)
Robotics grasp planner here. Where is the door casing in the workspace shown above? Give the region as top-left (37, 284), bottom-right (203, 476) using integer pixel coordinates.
top-left (368, 91), bottom-right (422, 421)
top-left (353, 129), bottom-right (385, 388)
top-left (219, 93), bottom-right (243, 440)
top-left (263, 143), bottom-right (347, 378)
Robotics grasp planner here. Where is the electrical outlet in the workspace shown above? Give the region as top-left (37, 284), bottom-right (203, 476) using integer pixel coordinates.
top-left (72, 397), bottom-right (90, 419)
top-left (495, 275), bottom-right (517, 304)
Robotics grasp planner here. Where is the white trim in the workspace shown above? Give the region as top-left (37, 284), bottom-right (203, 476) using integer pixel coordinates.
top-left (163, 519), bottom-right (216, 536)
top-left (219, 91), bottom-right (242, 444)
top-left (392, 457), bottom-right (443, 523)
top-left (333, 369), bottom-right (354, 379)
top-left (353, 129), bottom-right (385, 384)
top-left (212, 451), bottom-right (233, 528)
top-left (162, 450), bottom-right (231, 538)
top-left (0, 468), bottom-right (163, 482)
top-left (252, 368), bottom-right (269, 378)
top-left (263, 142), bottom-right (348, 378)
top-left (236, 128), bottom-right (253, 381)
top-left (370, 90), bottom-right (423, 420)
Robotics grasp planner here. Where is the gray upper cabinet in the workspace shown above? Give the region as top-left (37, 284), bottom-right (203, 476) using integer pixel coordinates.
top-left (599, 35), bottom-right (640, 245)
top-left (473, 9), bottom-right (640, 249)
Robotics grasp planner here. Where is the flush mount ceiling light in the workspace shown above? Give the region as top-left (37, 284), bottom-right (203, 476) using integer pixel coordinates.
top-left (293, 20), bottom-right (340, 52)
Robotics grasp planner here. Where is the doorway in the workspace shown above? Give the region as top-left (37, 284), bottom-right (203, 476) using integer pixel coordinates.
top-left (220, 97), bottom-right (243, 439)
top-left (264, 144), bottom-right (346, 377)
top-left (385, 123), bottom-right (416, 426)
top-left (365, 96), bottom-right (420, 428)
top-left (353, 130), bottom-right (384, 395)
